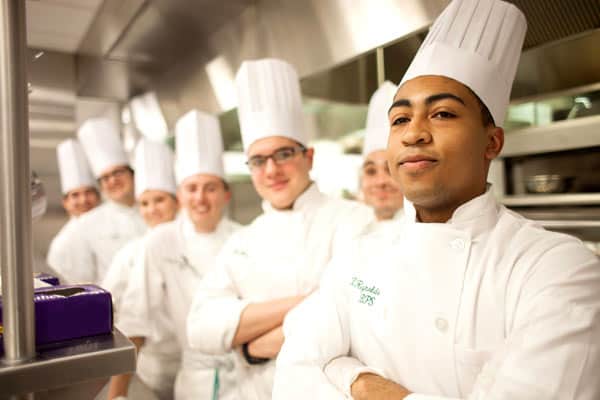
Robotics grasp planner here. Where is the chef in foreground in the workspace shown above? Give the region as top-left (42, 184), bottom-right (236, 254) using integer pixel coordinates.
top-left (63, 118), bottom-right (146, 285)
top-left (359, 81), bottom-right (404, 224)
top-left (46, 138), bottom-right (100, 280)
top-left (186, 58), bottom-right (373, 400)
top-left (273, 0), bottom-right (600, 399)
top-left (118, 110), bottom-right (241, 400)
top-left (104, 138), bottom-right (181, 400)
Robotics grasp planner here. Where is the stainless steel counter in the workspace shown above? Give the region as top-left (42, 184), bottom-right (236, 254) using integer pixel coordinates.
top-left (0, 329), bottom-right (136, 399)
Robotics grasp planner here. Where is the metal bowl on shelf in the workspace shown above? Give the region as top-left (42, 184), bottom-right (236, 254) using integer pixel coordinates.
top-left (525, 174), bottom-right (575, 194)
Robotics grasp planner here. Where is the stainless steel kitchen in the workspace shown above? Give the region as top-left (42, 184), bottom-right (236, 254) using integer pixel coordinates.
top-left (1, 0), bottom-right (600, 399)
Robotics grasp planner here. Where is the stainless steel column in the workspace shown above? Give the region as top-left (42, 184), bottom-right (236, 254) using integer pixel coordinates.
top-left (376, 47), bottom-right (385, 85)
top-left (0, 0), bottom-right (36, 366)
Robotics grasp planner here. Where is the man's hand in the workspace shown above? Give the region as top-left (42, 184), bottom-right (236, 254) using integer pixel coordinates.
top-left (351, 373), bottom-right (411, 400)
top-left (247, 325), bottom-right (284, 359)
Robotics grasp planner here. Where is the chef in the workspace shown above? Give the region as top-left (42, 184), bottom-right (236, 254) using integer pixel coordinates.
top-left (104, 138), bottom-right (181, 400)
top-left (273, 0), bottom-right (600, 399)
top-left (186, 58), bottom-right (373, 400)
top-left (63, 118), bottom-right (146, 285)
top-left (117, 110), bottom-right (241, 400)
top-left (360, 81), bottom-right (404, 223)
top-left (46, 139), bottom-right (100, 280)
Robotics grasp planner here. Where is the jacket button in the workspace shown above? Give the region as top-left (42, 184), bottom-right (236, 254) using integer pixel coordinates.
top-left (450, 238), bottom-right (465, 250)
top-left (435, 317), bottom-right (448, 332)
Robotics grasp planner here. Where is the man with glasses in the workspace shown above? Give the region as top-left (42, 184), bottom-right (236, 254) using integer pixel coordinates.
top-left (47, 139), bottom-right (100, 282)
top-left (187, 58), bottom-right (373, 400)
top-left (62, 118), bottom-right (146, 285)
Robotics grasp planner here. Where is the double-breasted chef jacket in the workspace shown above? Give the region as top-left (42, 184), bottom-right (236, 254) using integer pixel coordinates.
top-left (273, 188), bottom-right (600, 400)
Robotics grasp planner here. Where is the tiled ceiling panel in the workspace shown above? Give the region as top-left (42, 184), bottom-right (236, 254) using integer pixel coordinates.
top-left (26, 0), bottom-right (104, 53)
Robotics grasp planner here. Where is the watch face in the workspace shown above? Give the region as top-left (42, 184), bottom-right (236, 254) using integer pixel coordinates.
top-left (31, 171), bottom-right (47, 220)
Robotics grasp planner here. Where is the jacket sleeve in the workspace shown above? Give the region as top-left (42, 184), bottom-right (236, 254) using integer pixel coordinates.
top-left (58, 222), bottom-right (97, 285)
top-left (186, 233), bottom-right (251, 355)
top-left (117, 238), bottom-right (165, 341)
top-left (101, 240), bottom-right (135, 312)
top-left (272, 258), bottom-right (352, 400)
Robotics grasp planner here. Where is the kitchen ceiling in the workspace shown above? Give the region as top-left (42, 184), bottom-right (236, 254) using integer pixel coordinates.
top-left (26, 0), bottom-right (104, 53)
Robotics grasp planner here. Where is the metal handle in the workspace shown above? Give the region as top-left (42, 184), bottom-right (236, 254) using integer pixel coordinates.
top-left (539, 220), bottom-right (600, 228)
top-left (0, 0), bottom-right (36, 367)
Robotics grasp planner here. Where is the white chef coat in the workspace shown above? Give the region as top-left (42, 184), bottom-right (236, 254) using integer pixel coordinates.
top-left (187, 183), bottom-right (374, 400)
top-left (118, 213), bottom-right (241, 400)
top-left (46, 217), bottom-right (79, 282)
top-left (103, 235), bottom-right (181, 400)
top-left (273, 188), bottom-right (600, 400)
top-left (62, 201), bottom-right (146, 285)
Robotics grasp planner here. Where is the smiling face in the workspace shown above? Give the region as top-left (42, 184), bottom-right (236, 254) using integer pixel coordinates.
top-left (138, 190), bottom-right (178, 228)
top-left (386, 75), bottom-right (503, 222)
top-left (98, 164), bottom-right (135, 206)
top-left (177, 174), bottom-right (231, 233)
top-left (62, 186), bottom-right (100, 217)
top-left (247, 136), bottom-right (314, 210)
top-left (361, 150), bottom-right (403, 221)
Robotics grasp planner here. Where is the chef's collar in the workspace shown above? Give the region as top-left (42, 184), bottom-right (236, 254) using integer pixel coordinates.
top-left (404, 184), bottom-right (498, 228)
top-left (181, 208), bottom-right (228, 238)
top-left (106, 200), bottom-right (137, 213)
top-left (261, 182), bottom-right (324, 214)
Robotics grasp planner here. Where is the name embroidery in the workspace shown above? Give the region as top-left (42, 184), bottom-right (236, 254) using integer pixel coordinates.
top-left (233, 248), bottom-right (248, 257)
top-left (350, 276), bottom-right (381, 306)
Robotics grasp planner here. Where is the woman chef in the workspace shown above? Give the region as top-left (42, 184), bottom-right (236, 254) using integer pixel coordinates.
top-left (104, 138), bottom-right (181, 400)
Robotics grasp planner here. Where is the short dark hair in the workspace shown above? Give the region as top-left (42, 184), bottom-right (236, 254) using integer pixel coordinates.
top-left (221, 179), bottom-right (230, 192)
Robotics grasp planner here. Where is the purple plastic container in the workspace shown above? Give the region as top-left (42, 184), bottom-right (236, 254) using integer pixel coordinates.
top-left (0, 284), bottom-right (113, 355)
top-left (34, 272), bottom-right (60, 286)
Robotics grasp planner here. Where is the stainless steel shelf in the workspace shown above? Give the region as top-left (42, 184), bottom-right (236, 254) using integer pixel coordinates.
top-left (501, 193), bottom-right (600, 207)
top-left (0, 329), bottom-right (136, 398)
top-left (538, 220), bottom-right (600, 228)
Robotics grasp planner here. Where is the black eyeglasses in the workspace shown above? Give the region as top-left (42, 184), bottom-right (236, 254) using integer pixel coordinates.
top-left (246, 146), bottom-right (307, 171)
top-left (98, 167), bottom-right (132, 184)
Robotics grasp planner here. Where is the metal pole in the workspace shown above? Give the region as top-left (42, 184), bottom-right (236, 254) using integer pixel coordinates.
top-left (0, 0), bottom-right (36, 366)
top-left (376, 47), bottom-right (385, 85)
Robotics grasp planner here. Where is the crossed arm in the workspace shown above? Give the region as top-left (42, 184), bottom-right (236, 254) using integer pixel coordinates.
top-left (232, 297), bottom-right (305, 358)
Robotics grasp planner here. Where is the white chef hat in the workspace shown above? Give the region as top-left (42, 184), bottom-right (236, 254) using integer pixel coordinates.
top-left (174, 109), bottom-right (225, 184)
top-left (363, 81), bottom-right (398, 157)
top-left (77, 118), bottom-right (129, 177)
top-left (235, 58), bottom-right (306, 152)
top-left (400, 0), bottom-right (527, 127)
top-left (129, 92), bottom-right (169, 141)
top-left (133, 138), bottom-right (176, 198)
top-left (56, 139), bottom-right (97, 195)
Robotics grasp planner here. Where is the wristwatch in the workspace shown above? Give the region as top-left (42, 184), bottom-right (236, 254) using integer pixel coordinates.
top-left (242, 342), bottom-right (270, 365)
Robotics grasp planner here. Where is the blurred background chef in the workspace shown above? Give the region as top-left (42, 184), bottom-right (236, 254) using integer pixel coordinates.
top-left (359, 81), bottom-right (404, 223)
top-left (118, 109), bottom-right (241, 400)
top-left (186, 58), bottom-right (373, 400)
top-left (103, 138), bottom-right (181, 400)
top-left (62, 118), bottom-right (146, 285)
top-left (46, 139), bottom-right (100, 281)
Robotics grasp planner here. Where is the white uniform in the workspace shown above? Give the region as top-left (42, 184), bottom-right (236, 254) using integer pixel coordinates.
top-left (46, 218), bottom-right (78, 281)
top-left (63, 201), bottom-right (146, 285)
top-left (273, 189), bottom-right (600, 400)
top-left (119, 214), bottom-right (241, 400)
top-left (103, 236), bottom-right (181, 400)
top-left (187, 183), bottom-right (373, 400)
